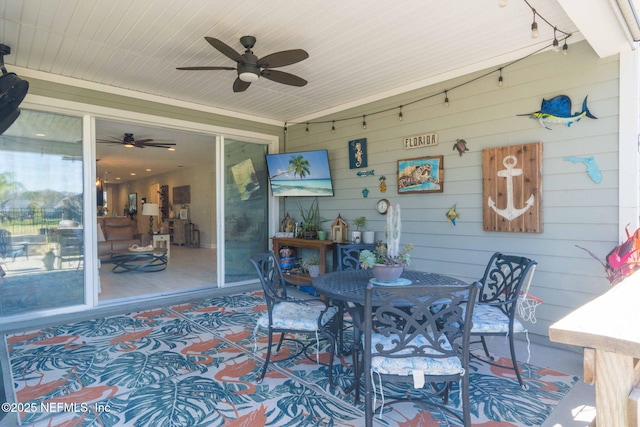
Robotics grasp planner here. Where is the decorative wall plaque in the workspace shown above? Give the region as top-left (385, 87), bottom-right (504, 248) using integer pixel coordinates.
top-left (482, 142), bottom-right (542, 233)
top-left (349, 138), bottom-right (367, 169)
top-left (403, 132), bottom-right (438, 149)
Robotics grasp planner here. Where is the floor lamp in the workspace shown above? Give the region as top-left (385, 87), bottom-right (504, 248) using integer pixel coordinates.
top-left (142, 203), bottom-right (159, 235)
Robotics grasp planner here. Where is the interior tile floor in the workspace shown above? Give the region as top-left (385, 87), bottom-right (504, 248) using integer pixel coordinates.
top-left (98, 245), bottom-right (217, 301)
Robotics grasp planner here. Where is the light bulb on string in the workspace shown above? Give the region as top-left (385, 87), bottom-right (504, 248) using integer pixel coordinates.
top-left (305, 123), bottom-right (309, 134)
top-left (362, 115), bottom-right (367, 129)
top-left (284, 123), bottom-right (287, 133)
top-left (331, 120), bottom-right (335, 134)
top-left (498, 68), bottom-right (504, 87)
top-left (444, 91), bottom-right (450, 107)
top-left (531, 10), bottom-right (538, 38)
top-left (562, 40), bottom-right (568, 55)
top-left (398, 105), bottom-right (403, 121)
top-left (552, 27), bottom-right (560, 52)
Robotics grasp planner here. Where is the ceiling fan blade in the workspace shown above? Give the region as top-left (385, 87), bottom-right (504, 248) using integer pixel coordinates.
top-left (205, 37), bottom-right (244, 63)
top-left (261, 69), bottom-right (307, 87)
top-left (140, 142), bottom-right (176, 147)
top-left (233, 78), bottom-right (251, 93)
top-left (97, 136), bottom-right (123, 143)
top-left (176, 66), bottom-right (236, 71)
top-left (257, 49), bottom-right (309, 68)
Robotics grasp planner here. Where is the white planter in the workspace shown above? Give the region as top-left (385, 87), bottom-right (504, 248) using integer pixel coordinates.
top-left (307, 265), bottom-right (320, 278)
top-left (363, 231), bottom-right (375, 244)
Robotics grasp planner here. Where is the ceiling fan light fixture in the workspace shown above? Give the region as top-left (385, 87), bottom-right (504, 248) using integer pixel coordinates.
top-left (124, 143), bottom-right (135, 148)
top-left (239, 71), bottom-right (259, 82)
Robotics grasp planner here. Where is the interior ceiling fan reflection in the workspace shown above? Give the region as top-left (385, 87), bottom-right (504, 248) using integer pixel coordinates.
top-left (96, 133), bottom-right (176, 149)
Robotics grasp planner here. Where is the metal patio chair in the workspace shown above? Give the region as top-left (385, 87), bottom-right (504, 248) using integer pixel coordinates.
top-left (469, 252), bottom-right (538, 389)
top-left (250, 252), bottom-right (340, 386)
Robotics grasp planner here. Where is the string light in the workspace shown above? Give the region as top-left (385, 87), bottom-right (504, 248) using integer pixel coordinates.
top-left (288, 0), bottom-right (573, 136)
top-left (530, 9), bottom-right (538, 38)
top-left (522, 0), bottom-right (571, 53)
top-left (284, 122), bottom-right (287, 133)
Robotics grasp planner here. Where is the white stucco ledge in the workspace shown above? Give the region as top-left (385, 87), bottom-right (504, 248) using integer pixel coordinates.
top-left (549, 271), bottom-right (640, 426)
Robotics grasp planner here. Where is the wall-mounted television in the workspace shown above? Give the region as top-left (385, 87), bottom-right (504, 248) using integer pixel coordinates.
top-left (266, 149), bottom-right (334, 197)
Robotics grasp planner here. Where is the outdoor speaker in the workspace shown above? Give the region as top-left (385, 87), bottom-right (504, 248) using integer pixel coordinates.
top-left (0, 71), bottom-right (28, 134)
top-left (0, 44), bottom-right (29, 135)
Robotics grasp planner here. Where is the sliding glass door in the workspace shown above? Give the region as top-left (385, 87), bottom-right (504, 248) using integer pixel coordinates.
top-left (0, 110), bottom-right (85, 317)
top-left (222, 139), bottom-right (269, 284)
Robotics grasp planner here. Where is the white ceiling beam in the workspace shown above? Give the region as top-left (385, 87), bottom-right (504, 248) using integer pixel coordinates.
top-left (557, 0), bottom-right (634, 58)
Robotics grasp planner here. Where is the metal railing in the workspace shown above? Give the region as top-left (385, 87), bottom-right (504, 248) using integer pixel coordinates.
top-left (0, 208), bottom-right (81, 240)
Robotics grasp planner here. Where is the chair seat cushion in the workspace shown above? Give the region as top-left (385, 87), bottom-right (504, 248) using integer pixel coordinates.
top-left (470, 303), bottom-right (526, 334)
top-left (369, 333), bottom-right (463, 377)
top-left (257, 301), bottom-right (338, 331)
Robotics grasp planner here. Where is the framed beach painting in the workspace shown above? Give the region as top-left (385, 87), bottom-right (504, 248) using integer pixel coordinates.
top-left (265, 149), bottom-right (334, 197)
top-left (397, 155), bottom-right (444, 194)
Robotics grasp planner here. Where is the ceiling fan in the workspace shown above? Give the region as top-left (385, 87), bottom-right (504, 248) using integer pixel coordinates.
top-left (177, 36), bottom-right (308, 92)
top-left (97, 133), bottom-right (176, 149)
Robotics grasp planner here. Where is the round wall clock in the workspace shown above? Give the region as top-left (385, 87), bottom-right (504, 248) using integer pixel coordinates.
top-left (376, 198), bottom-right (390, 215)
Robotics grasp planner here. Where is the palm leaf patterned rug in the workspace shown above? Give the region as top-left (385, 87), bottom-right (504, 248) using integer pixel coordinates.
top-left (5, 291), bottom-right (578, 426)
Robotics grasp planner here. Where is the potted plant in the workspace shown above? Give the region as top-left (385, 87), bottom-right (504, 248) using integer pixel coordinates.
top-left (301, 255), bottom-right (321, 278)
top-left (359, 204), bottom-right (413, 282)
top-left (352, 216), bottom-right (366, 243)
top-left (43, 248), bottom-right (56, 270)
top-left (298, 199), bottom-right (327, 240)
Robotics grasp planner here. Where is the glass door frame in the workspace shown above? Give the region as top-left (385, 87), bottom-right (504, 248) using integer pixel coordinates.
top-left (216, 135), bottom-right (279, 288)
top-left (14, 96), bottom-right (279, 318)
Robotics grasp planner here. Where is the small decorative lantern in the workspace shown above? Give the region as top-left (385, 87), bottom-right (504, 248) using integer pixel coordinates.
top-left (280, 213), bottom-right (296, 234)
top-left (331, 214), bottom-right (349, 242)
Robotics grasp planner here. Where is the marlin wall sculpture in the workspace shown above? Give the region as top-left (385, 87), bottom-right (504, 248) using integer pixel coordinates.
top-left (518, 95), bottom-right (597, 130)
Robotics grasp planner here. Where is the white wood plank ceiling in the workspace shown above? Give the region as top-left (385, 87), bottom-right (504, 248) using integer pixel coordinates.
top-left (0, 0), bottom-right (632, 125)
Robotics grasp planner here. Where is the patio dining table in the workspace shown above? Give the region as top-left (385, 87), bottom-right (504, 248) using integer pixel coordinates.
top-left (311, 269), bottom-right (468, 353)
top-left (311, 268), bottom-right (470, 400)
top-left (311, 269), bottom-right (469, 307)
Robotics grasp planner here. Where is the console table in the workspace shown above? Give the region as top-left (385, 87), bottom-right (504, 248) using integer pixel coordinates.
top-left (162, 218), bottom-right (190, 245)
top-left (270, 237), bottom-right (334, 285)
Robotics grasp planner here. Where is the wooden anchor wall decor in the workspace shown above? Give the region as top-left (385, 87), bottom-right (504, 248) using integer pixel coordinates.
top-left (482, 142), bottom-right (543, 233)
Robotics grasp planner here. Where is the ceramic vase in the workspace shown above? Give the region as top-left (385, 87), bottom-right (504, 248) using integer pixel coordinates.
top-left (371, 263), bottom-right (404, 282)
top-left (363, 231), bottom-right (375, 244)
